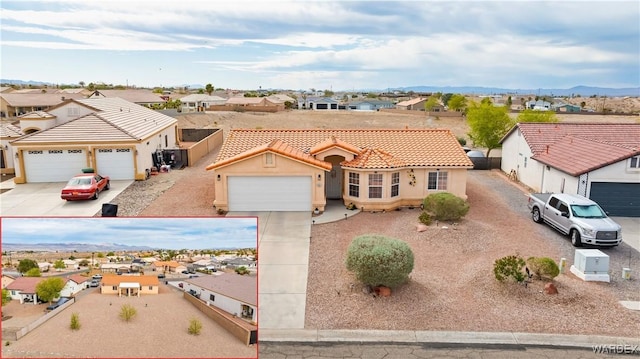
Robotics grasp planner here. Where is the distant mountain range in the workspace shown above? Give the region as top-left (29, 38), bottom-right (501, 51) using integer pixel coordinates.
top-left (2, 242), bottom-right (155, 252)
top-left (2, 79), bottom-right (638, 97)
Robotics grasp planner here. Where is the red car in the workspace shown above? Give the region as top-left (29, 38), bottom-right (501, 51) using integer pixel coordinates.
top-left (61, 173), bottom-right (110, 201)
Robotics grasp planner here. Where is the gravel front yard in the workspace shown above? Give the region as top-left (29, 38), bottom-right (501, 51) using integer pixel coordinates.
top-left (304, 170), bottom-right (640, 336)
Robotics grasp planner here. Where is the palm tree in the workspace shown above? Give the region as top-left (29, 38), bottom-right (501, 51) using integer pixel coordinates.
top-left (205, 84), bottom-right (214, 96)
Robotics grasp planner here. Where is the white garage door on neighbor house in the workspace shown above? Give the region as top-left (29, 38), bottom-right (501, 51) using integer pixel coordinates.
top-left (23, 149), bottom-right (87, 182)
top-left (228, 176), bottom-right (312, 211)
top-left (95, 148), bottom-right (135, 180)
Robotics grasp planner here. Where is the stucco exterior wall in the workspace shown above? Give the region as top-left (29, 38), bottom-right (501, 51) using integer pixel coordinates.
top-left (19, 118), bottom-right (56, 132)
top-left (48, 104), bottom-right (95, 125)
top-left (1, 139), bottom-right (15, 174)
top-left (501, 129), bottom-right (542, 191)
top-left (540, 166), bottom-right (579, 194)
top-left (586, 158), bottom-right (640, 196)
top-left (183, 282), bottom-right (257, 323)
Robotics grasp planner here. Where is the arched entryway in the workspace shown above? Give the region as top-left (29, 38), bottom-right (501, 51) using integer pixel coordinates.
top-left (324, 155), bottom-right (344, 199)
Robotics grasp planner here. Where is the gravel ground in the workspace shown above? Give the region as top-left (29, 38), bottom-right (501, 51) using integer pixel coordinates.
top-left (304, 170), bottom-right (640, 336)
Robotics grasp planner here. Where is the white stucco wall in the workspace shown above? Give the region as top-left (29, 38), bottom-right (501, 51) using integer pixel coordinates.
top-left (184, 282), bottom-right (257, 323)
top-left (586, 158), bottom-right (640, 196)
top-left (48, 103), bottom-right (95, 125)
top-left (501, 128), bottom-right (541, 191)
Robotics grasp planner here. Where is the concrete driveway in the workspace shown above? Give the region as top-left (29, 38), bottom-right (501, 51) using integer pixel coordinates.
top-left (612, 217), bottom-right (640, 253)
top-left (0, 179), bottom-right (133, 216)
top-left (227, 211), bottom-right (312, 330)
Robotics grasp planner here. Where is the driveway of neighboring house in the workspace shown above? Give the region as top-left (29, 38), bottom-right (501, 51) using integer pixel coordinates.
top-left (0, 179), bottom-right (132, 216)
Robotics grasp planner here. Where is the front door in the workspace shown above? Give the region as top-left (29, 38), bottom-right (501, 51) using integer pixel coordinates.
top-left (325, 156), bottom-right (344, 199)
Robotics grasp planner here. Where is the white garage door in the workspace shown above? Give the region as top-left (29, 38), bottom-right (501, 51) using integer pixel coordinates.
top-left (23, 149), bottom-right (87, 182)
top-left (228, 176), bottom-right (312, 211)
top-left (95, 148), bottom-right (135, 180)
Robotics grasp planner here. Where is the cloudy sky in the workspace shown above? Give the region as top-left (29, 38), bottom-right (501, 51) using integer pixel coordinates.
top-left (1, 1), bottom-right (638, 91)
top-left (1, 217), bottom-right (258, 250)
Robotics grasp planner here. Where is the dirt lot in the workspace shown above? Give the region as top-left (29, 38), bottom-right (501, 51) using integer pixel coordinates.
top-left (1, 285), bottom-right (257, 358)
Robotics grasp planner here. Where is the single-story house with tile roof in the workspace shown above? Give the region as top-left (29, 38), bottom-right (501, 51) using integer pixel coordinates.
top-left (500, 123), bottom-right (640, 217)
top-left (0, 92), bottom-right (85, 118)
top-left (89, 90), bottom-right (166, 108)
top-left (347, 99), bottom-right (395, 111)
top-left (184, 273), bottom-right (257, 324)
top-left (6, 276), bottom-right (70, 304)
top-left (396, 98), bottom-right (427, 111)
top-left (100, 274), bottom-right (159, 296)
top-left (9, 97), bottom-right (178, 183)
top-left (2, 273), bottom-right (17, 289)
top-left (63, 274), bottom-right (91, 295)
top-left (206, 129), bottom-right (473, 212)
top-left (153, 260), bottom-right (187, 273)
top-left (0, 120), bottom-right (22, 174)
top-left (298, 97), bottom-right (340, 110)
top-left (179, 94), bottom-right (227, 113)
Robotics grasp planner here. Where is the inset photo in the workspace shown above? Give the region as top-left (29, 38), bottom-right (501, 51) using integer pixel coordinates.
top-left (1, 216), bottom-right (257, 359)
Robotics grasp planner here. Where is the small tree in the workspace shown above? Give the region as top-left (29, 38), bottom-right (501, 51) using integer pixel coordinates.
top-left (35, 277), bottom-right (65, 303)
top-left (205, 83), bottom-right (214, 96)
top-left (53, 260), bottom-right (66, 271)
top-left (235, 266), bottom-right (249, 275)
top-left (423, 192), bottom-right (470, 222)
top-left (346, 234), bottom-right (414, 289)
top-left (466, 99), bottom-right (513, 158)
top-left (119, 304), bottom-right (137, 322)
top-left (526, 257), bottom-right (560, 281)
top-left (493, 255), bottom-right (526, 283)
top-left (517, 109), bottom-right (558, 123)
top-left (447, 94), bottom-right (467, 112)
top-left (70, 313), bottom-right (81, 330)
top-left (25, 268), bottom-right (42, 277)
top-left (17, 259), bottom-right (38, 274)
top-left (2, 289), bottom-right (11, 306)
top-left (188, 318), bottom-right (203, 335)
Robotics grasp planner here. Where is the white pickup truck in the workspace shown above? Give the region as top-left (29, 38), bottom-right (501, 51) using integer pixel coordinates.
top-left (527, 193), bottom-right (622, 247)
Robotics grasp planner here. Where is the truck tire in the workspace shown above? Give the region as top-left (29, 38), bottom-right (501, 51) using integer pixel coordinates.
top-left (532, 207), bottom-right (544, 223)
top-left (570, 229), bottom-right (582, 247)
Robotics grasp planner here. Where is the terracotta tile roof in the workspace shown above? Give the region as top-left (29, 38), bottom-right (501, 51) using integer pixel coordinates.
top-left (507, 123), bottom-right (640, 175)
top-left (90, 90), bottom-right (166, 104)
top-left (0, 93), bottom-right (85, 107)
top-left (6, 276), bottom-right (69, 294)
top-left (341, 148), bottom-right (406, 169)
top-left (186, 273), bottom-right (256, 305)
top-left (209, 129), bottom-right (473, 170)
top-left (309, 135), bottom-right (361, 155)
top-left (396, 98), bottom-right (425, 106)
top-left (153, 261), bottom-right (182, 268)
top-left (101, 274), bottom-right (159, 286)
top-left (209, 138), bottom-right (332, 171)
top-left (67, 274), bottom-right (89, 284)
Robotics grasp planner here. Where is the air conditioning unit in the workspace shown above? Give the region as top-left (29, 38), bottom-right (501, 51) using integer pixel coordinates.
top-left (570, 249), bottom-right (610, 282)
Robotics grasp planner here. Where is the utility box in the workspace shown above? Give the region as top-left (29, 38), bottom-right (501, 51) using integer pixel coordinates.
top-left (570, 249), bottom-right (610, 282)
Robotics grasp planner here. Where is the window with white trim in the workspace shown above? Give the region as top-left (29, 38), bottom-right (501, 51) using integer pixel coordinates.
top-left (391, 172), bottom-right (400, 197)
top-left (427, 171), bottom-right (448, 190)
top-left (348, 172), bottom-right (359, 197)
top-left (630, 156), bottom-right (640, 169)
top-left (369, 173), bottom-right (383, 198)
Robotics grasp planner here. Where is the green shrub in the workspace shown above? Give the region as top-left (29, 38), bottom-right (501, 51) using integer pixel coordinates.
top-left (457, 136), bottom-right (467, 146)
top-left (235, 266), bottom-right (249, 275)
top-left (188, 318), bottom-right (202, 335)
top-left (418, 211), bottom-right (432, 225)
top-left (423, 192), bottom-right (470, 222)
top-left (526, 257), bottom-right (560, 280)
top-left (345, 234), bottom-right (414, 288)
top-left (70, 312), bottom-right (80, 330)
top-left (119, 304), bottom-right (137, 322)
top-left (493, 255), bottom-right (526, 283)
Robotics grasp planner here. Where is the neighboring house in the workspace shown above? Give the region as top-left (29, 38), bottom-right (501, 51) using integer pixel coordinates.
top-left (89, 90), bottom-right (166, 108)
top-left (62, 275), bottom-right (90, 296)
top-left (178, 94), bottom-right (227, 113)
top-left (300, 97), bottom-right (339, 110)
top-left (0, 92), bottom-right (85, 118)
top-left (62, 259), bottom-right (78, 269)
top-left (9, 97), bottom-right (178, 183)
top-left (224, 258), bottom-right (257, 269)
top-left (2, 274), bottom-right (16, 289)
top-left (525, 99), bottom-right (551, 111)
top-left (153, 260), bottom-right (187, 273)
top-left (207, 129), bottom-right (473, 212)
top-left (396, 98), bottom-right (427, 111)
top-left (38, 262), bottom-right (51, 272)
top-left (6, 276), bottom-right (70, 304)
top-left (500, 123), bottom-right (640, 217)
top-left (267, 94), bottom-right (297, 105)
top-left (347, 100), bottom-right (394, 111)
top-left (100, 274), bottom-right (159, 297)
top-left (0, 120), bottom-right (22, 174)
top-left (183, 273), bottom-right (257, 324)
top-left (100, 263), bottom-right (135, 274)
top-left (554, 103), bottom-right (582, 112)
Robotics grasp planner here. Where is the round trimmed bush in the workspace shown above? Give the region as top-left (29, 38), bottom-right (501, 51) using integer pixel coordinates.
top-left (526, 257), bottom-right (560, 280)
top-left (423, 192), bottom-right (470, 222)
top-left (418, 211), bottom-right (432, 225)
top-left (345, 234), bottom-right (414, 288)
